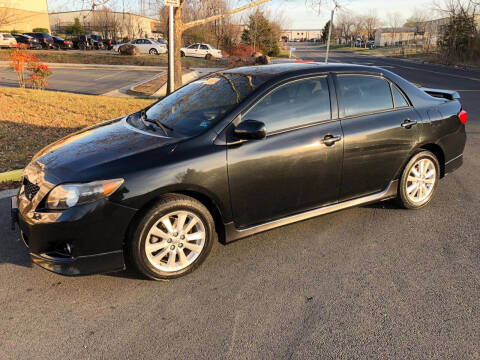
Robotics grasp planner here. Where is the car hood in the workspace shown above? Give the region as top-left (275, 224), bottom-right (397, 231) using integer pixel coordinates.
top-left (32, 117), bottom-right (180, 181)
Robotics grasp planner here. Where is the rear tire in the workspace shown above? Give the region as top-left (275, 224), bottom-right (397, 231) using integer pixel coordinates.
top-left (396, 150), bottom-right (440, 209)
top-left (149, 48), bottom-right (158, 55)
top-left (205, 53), bottom-right (212, 60)
top-left (129, 194), bottom-right (215, 280)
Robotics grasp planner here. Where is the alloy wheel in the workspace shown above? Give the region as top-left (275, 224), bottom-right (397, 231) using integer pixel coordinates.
top-left (406, 158), bottom-right (436, 203)
top-left (145, 210), bottom-right (206, 272)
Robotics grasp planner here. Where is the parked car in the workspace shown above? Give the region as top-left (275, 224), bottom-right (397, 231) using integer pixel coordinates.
top-left (11, 63), bottom-right (467, 280)
top-left (367, 40), bottom-right (375, 48)
top-left (180, 43), bottom-right (222, 59)
top-left (112, 38), bottom-right (167, 55)
top-left (87, 34), bottom-right (105, 50)
top-left (71, 35), bottom-right (93, 50)
top-left (11, 34), bottom-right (41, 49)
top-left (23, 32), bottom-right (54, 49)
top-left (52, 36), bottom-right (73, 49)
top-left (0, 33), bottom-right (17, 48)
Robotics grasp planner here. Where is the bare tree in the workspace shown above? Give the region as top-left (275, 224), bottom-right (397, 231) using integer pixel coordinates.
top-left (335, 11), bottom-right (355, 44)
top-left (363, 9), bottom-right (380, 44)
top-left (387, 11), bottom-right (403, 46)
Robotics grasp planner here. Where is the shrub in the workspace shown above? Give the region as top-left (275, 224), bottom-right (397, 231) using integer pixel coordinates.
top-left (229, 44), bottom-right (256, 58)
top-left (27, 63), bottom-right (52, 90)
top-left (119, 44), bottom-right (139, 56)
top-left (9, 45), bottom-right (36, 88)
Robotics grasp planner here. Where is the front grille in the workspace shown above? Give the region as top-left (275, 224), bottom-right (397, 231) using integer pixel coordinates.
top-left (23, 178), bottom-right (40, 201)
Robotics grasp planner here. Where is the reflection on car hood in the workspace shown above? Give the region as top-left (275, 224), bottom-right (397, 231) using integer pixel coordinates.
top-left (32, 117), bottom-right (179, 181)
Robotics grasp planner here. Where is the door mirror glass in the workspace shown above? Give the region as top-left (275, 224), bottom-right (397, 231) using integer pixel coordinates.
top-left (234, 120), bottom-right (266, 140)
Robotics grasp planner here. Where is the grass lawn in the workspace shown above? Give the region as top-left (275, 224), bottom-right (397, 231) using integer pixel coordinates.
top-left (0, 87), bottom-right (154, 173)
top-left (0, 49), bottom-right (221, 68)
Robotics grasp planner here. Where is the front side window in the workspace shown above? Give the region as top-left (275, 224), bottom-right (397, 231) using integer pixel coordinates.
top-left (136, 72), bottom-right (272, 137)
top-left (245, 77), bottom-right (331, 133)
top-left (188, 44), bottom-right (197, 49)
top-left (338, 75), bottom-right (393, 117)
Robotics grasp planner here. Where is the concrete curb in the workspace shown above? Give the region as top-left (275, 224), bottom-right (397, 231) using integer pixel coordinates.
top-left (0, 61), bottom-right (168, 72)
top-left (0, 188), bottom-right (19, 200)
top-left (0, 169), bottom-right (22, 183)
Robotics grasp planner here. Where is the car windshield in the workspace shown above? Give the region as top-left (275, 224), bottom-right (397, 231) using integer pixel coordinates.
top-left (54, 36), bottom-right (64, 40)
top-left (132, 72), bottom-right (271, 137)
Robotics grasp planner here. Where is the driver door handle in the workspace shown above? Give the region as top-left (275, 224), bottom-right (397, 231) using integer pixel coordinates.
top-left (401, 119), bottom-right (418, 128)
top-left (322, 134), bottom-right (342, 146)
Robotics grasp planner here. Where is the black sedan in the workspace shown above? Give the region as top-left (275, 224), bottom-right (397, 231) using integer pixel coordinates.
top-left (12, 34), bottom-right (42, 49)
top-left (11, 63), bottom-right (467, 280)
top-left (52, 36), bottom-right (73, 49)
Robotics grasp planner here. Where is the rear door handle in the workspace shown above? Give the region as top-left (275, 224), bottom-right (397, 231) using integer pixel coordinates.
top-left (401, 119), bottom-right (418, 128)
top-left (322, 134), bottom-right (342, 146)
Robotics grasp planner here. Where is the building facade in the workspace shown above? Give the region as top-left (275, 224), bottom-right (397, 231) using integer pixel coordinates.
top-left (49, 10), bottom-right (162, 40)
top-left (280, 29), bottom-right (323, 42)
top-left (0, 0), bottom-right (51, 32)
top-left (374, 27), bottom-right (417, 47)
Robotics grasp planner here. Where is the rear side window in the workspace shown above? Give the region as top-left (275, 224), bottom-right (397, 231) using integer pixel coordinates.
top-left (200, 44), bottom-right (208, 50)
top-left (245, 77), bottom-right (331, 133)
top-left (3, 34), bottom-right (13, 38)
top-left (338, 76), bottom-right (393, 117)
top-left (392, 85), bottom-right (409, 107)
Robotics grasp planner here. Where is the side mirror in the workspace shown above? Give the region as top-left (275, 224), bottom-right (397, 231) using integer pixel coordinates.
top-left (234, 120), bottom-right (267, 140)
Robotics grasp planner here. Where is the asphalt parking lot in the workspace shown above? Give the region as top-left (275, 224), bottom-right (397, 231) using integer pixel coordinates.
top-left (0, 66), bottom-right (160, 95)
top-left (1, 45), bottom-right (479, 359)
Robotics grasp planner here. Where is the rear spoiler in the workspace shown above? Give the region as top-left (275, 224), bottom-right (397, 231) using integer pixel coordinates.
top-left (421, 88), bottom-right (460, 100)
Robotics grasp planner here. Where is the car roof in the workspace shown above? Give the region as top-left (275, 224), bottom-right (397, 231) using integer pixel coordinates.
top-left (223, 62), bottom-right (385, 77)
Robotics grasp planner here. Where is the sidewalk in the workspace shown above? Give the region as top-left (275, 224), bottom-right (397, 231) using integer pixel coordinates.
top-left (0, 61), bottom-right (167, 72)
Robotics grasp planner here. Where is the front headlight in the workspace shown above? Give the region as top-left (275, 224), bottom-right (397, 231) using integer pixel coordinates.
top-left (46, 179), bottom-right (124, 210)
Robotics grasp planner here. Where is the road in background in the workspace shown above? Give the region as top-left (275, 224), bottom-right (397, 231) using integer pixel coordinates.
top-left (0, 66), bottom-right (160, 95)
top-left (1, 45), bottom-right (479, 359)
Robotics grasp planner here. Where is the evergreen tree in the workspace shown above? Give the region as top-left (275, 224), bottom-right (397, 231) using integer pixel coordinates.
top-left (241, 11), bottom-right (280, 57)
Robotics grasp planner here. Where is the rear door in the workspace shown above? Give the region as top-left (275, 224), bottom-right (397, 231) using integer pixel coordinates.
top-left (336, 74), bottom-right (420, 200)
top-left (199, 44), bottom-right (209, 57)
top-left (227, 75), bottom-right (344, 228)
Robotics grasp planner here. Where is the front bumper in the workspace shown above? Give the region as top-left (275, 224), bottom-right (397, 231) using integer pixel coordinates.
top-left (13, 194), bottom-right (137, 276)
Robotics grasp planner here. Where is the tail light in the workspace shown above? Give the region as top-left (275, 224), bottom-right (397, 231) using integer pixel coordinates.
top-left (458, 110), bottom-right (468, 124)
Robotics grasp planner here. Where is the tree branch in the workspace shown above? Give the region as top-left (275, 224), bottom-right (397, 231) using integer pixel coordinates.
top-left (183, 0), bottom-right (271, 30)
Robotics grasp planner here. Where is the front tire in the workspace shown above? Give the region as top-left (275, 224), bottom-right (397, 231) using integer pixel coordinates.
top-left (129, 194), bottom-right (215, 280)
top-left (180, 51), bottom-right (185, 57)
top-left (397, 150), bottom-right (440, 209)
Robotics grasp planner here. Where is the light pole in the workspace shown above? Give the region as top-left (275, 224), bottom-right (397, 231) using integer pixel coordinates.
top-left (168, 4), bottom-right (174, 93)
top-left (324, 9), bottom-right (334, 63)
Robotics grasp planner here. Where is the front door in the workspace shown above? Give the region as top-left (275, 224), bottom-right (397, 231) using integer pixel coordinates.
top-left (227, 76), bottom-right (344, 228)
top-left (336, 74), bottom-right (420, 200)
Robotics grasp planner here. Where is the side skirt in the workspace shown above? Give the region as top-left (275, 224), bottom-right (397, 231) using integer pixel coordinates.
top-left (224, 180), bottom-right (399, 243)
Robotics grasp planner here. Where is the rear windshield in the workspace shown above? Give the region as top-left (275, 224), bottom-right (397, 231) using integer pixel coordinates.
top-left (54, 36), bottom-right (64, 40)
top-left (137, 72), bottom-right (271, 137)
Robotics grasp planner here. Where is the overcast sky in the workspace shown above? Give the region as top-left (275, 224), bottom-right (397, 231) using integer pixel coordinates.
top-left (47, 0), bottom-right (435, 29)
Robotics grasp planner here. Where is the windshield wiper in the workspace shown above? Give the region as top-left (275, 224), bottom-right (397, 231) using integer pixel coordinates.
top-left (140, 110), bottom-right (173, 136)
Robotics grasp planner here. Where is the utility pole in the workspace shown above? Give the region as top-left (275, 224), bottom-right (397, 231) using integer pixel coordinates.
top-left (165, 0), bottom-right (179, 94)
top-left (324, 9), bottom-right (334, 63)
top-left (168, 4), bottom-right (174, 93)
top-left (324, 0), bottom-right (340, 63)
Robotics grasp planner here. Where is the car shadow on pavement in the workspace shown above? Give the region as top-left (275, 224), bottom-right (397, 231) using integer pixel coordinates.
top-left (362, 199), bottom-right (399, 210)
top-left (0, 199), bottom-right (33, 269)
